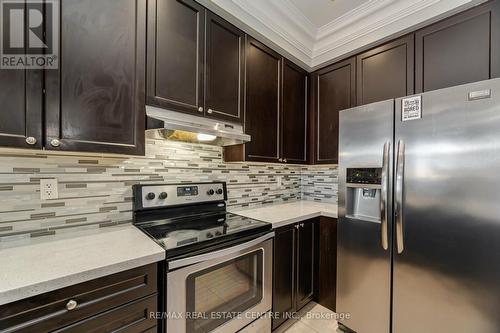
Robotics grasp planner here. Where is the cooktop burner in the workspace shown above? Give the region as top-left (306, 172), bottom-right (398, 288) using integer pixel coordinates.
top-left (136, 212), bottom-right (269, 251)
top-left (132, 182), bottom-right (272, 258)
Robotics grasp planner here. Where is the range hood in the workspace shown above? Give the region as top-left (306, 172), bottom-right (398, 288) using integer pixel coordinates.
top-left (146, 106), bottom-right (250, 146)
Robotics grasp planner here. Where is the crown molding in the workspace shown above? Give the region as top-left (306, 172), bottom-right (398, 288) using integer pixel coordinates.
top-left (204, 0), bottom-right (488, 70)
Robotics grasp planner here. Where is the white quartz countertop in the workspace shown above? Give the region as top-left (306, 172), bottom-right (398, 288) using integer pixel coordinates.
top-left (229, 200), bottom-right (337, 229)
top-left (0, 225), bottom-right (165, 305)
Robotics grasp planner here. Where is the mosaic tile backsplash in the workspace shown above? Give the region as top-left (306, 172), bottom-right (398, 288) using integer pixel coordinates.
top-left (0, 139), bottom-right (337, 241)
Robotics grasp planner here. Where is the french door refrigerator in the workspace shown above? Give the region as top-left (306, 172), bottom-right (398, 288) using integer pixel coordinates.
top-left (337, 78), bottom-right (500, 333)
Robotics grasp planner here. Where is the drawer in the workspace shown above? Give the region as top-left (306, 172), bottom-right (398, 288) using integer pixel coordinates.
top-left (53, 295), bottom-right (157, 333)
top-left (0, 263), bottom-right (158, 333)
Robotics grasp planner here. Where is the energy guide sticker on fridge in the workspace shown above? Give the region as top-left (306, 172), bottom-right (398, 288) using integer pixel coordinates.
top-left (402, 96), bottom-right (422, 121)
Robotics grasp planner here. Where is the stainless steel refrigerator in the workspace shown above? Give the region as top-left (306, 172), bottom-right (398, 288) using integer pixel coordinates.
top-left (337, 78), bottom-right (500, 333)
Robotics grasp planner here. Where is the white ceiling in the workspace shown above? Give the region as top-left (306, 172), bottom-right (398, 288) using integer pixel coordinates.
top-left (200, 0), bottom-right (488, 70)
top-left (288, 0), bottom-right (370, 28)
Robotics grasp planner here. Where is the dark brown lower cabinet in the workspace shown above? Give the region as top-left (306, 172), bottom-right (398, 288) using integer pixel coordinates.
top-left (0, 263), bottom-right (158, 333)
top-left (272, 219), bottom-right (317, 330)
top-left (316, 217), bottom-right (337, 312)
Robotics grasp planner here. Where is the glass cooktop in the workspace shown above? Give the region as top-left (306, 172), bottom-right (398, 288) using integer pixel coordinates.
top-left (135, 212), bottom-right (271, 252)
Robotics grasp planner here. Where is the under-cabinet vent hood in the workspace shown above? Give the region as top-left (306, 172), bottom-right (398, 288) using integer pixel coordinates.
top-left (146, 106), bottom-right (250, 146)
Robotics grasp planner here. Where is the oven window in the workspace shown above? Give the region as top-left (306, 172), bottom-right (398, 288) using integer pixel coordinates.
top-left (186, 250), bottom-right (263, 333)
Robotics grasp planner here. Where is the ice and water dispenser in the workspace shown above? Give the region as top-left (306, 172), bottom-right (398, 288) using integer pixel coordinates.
top-left (345, 168), bottom-right (382, 222)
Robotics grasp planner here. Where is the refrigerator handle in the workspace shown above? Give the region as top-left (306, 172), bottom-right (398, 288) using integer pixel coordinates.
top-left (395, 140), bottom-right (405, 254)
top-left (380, 141), bottom-right (390, 250)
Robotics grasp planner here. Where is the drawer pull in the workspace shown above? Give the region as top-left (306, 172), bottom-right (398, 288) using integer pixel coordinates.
top-left (66, 299), bottom-right (78, 311)
top-left (50, 139), bottom-right (61, 147)
top-left (25, 137), bottom-right (37, 145)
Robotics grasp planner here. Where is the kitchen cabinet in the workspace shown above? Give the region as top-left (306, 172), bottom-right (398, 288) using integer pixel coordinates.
top-left (244, 37), bottom-right (282, 163)
top-left (311, 58), bottom-right (356, 164)
top-left (45, 0), bottom-right (146, 155)
top-left (356, 35), bottom-right (414, 105)
top-left (224, 46), bottom-right (308, 164)
top-left (296, 220), bottom-right (315, 310)
top-left (0, 66), bottom-right (43, 149)
top-left (147, 0), bottom-right (204, 115)
top-left (281, 60), bottom-right (308, 164)
top-left (205, 11), bottom-right (245, 123)
top-left (415, 0), bottom-right (500, 92)
top-left (147, 0), bottom-right (245, 124)
top-left (0, 263), bottom-right (158, 333)
top-left (316, 217), bottom-right (337, 312)
top-left (272, 219), bottom-right (317, 330)
top-left (272, 224), bottom-right (296, 330)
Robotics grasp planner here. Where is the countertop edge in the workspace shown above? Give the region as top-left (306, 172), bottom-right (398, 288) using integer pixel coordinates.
top-left (0, 250), bottom-right (165, 306)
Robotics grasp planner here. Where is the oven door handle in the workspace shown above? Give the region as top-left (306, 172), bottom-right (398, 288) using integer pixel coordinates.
top-left (168, 232), bottom-right (275, 270)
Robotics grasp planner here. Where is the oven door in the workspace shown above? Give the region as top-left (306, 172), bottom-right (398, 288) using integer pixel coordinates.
top-left (166, 232), bottom-right (274, 333)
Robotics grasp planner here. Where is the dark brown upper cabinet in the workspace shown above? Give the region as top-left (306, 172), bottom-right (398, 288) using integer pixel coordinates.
top-left (0, 65), bottom-right (43, 150)
top-left (147, 0), bottom-right (204, 115)
top-left (356, 35), bottom-right (414, 105)
top-left (205, 11), bottom-right (245, 123)
top-left (147, 0), bottom-right (244, 124)
top-left (45, 0), bottom-right (146, 155)
top-left (311, 58), bottom-right (356, 164)
top-left (244, 37), bottom-right (282, 163)
top-left (415, 1), bottom-right (500, 93)
top-left (225, 46), bottom-right (308, 164)
top-left (281, 60), bottom-right (308, 164)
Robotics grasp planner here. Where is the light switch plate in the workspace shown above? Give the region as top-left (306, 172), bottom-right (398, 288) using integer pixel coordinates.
top-left (40, 178), bottom-right (59, 200)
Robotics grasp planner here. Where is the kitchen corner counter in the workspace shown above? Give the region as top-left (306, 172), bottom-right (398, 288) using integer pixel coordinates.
top-left (0, 225), bottom-right (165, 306)
top-left (229, 200), bottom-right (337, 229)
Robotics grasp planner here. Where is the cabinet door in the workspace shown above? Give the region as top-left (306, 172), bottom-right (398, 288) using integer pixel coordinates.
top-left (205, 11), bottom-right (245, 123)
top-left (296, 220), bottom-right (315, 310)
top-left (45, 0), bottom-right (145, 155)
top-left (357, 35), bottom-right (414, 105)
top-left (245, 37), bottom-right (281, 163)
top-left (313, 58), bottom-right (355, 164)
top-left (0, 0), bottom-right (43, 150)
top-left (281, 60), bottom-right (308, 164)
top-left (415, 1), bottom-right (500, 92)
top-left (272, 224), bottom-right (296, 330)
top-left (317, 217), bottom-right (337, 312)
top-left (0, 67), bottom-right (43, 150)
top-left (147, 0), bottom-right (205, 115)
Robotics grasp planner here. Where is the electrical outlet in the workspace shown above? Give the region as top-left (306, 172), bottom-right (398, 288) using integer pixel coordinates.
top-left (40, 178), bottom-right (58, 200)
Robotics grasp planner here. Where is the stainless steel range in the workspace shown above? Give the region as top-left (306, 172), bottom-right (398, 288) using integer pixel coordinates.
top-left (133, 182), bottom-right (273, 333)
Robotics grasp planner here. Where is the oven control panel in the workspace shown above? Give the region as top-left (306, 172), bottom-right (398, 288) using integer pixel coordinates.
top-left (133, 182), bottom-right (226, 209)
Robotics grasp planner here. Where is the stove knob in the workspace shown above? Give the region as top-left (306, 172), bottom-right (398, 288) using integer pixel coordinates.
top-left (206, 232), bottom-right (214, 238)
top-left (216, 188), bottom-right (223, 195)
top-left (215, 231), bottom-right (222, 236)
top-left (207, 189), bottom-right (215, 196)
top-left (146, 192), bottom-right (155, 200)
top-left (159, 192), bottom-right (168, 200)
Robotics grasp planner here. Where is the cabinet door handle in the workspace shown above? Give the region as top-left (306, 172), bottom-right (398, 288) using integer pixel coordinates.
top-left (300, 223), bottom-right (304, 227)
top-left (66, 299), bottom-right (78, 311)
top-left (283, 158), bottom-right (287, 163)
top-left (198, 107), bottom-right (203, 113)
top-left (278, 158), bottom-right (283, 162)
top-left (295, 224), bottom-right (299, 229)
top-left (207, 108), bottom-right (213, 114)
top-left (50, 139), bottom-right (61, 147)
top-left (25, 137), bottom-right (37, 145)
